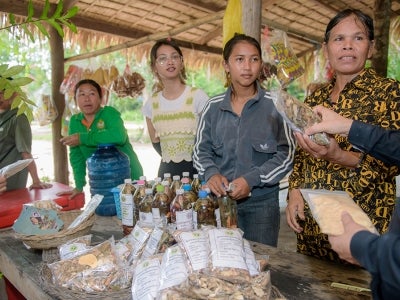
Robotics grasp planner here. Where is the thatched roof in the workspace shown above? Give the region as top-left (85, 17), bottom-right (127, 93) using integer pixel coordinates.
top-left (1, 0), bottom-right (399, 80)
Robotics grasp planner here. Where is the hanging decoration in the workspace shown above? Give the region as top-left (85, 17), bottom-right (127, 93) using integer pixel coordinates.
top-left (222, 0), bottom-right (244, 48)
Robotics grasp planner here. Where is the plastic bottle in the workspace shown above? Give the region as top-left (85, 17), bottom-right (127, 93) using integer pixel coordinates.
top-left (170, 175), bottom-right (181, 200)
top-left (204, 187), bottom-right (221, 228)
top-left (182, 184), bottom-right (197, 205)
top-left (140, 175), bottom-right (152, 188)
top-left (170, 188), bottom-right (193, 231)
top-left (87, 144), bottom-right (130, 216)
top-left (181, 171), bottom-right (191, 186)
top-left (217, 193), bottom-right (238, 228)
top-left (152, 177), bottom-right (162, 195)
top-left (163, 173), bottom-right (172, 185)
top-left (152, 184), bottom-right (170, 226)
top-left (120, 178), bottom-right (136, 235)
top-left (193, 189), bottom-right (216, 229)
top-left (133, 180), bottom-right (147, 224)
top-left (162, 180), bottom-right (173, 203)
top-left (191, 174), bottom-right (201, 194)
top-left (138, 188), bottom-right (154, 227)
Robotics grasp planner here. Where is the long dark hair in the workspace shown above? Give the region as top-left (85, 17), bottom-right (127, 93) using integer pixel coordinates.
top-left (222, 33), bottom-right (262, 88)
top-left (324, 9), bottom-right (374, 43)
top-left (150, 38), bottom-right (187, 93)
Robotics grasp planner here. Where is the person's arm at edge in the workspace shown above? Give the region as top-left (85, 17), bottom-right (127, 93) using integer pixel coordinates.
top-left (348, 120), bottom-right (400, 167)
top-left (351, 230), bottom-right (400, 298)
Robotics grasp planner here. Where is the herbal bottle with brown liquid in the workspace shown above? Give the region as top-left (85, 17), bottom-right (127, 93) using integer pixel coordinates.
top-left (120, 178), bottom-right (136, 235)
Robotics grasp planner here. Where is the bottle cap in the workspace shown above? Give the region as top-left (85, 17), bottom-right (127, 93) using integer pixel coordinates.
top-left (198, 190), bottom-right (208, 198)
top-left (182, 184), bottom-right (192, 191)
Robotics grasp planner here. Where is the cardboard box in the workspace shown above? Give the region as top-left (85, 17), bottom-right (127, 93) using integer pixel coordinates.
top-left (0, 182), bottom-right (85, 229)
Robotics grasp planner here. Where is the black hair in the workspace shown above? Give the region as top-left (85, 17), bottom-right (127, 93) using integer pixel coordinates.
top-left (223, 33), bottom-right (262, 62)
top-left (324, 9), bottom-right (374, 43)
top-left (149, 38), bottom-right (187, 92)
top-left (74, 79), bottom-right (102, 99)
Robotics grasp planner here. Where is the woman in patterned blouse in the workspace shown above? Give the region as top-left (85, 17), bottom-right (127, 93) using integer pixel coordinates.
top-left (286, 9), bottom-right (400, 263)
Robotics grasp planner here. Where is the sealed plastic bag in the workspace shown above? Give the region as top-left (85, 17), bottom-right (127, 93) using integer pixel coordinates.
top-left (270, 89), bottom-right (330, 145)
top-left (261, 28), bottom-right (305, 87)
top-left (35, 94), bottom-right (58, 126)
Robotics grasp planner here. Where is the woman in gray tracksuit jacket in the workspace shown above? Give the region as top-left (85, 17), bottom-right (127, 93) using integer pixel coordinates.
top-left (193, 34), bottom-right (295, 246)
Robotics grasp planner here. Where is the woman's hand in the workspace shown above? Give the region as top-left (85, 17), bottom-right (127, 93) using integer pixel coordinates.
top-left (294, 132), bottom-right (361, 168)
top-left (294, 131), bottom-right (341, 161)
top-left (285, 188), bottom-right (305, 233)
top-left (57, 188), bottom-right (82, 200)
top-left (60, 133), bottom-right (80, 147)
top-left (29, 181), bottom-right (52, 190)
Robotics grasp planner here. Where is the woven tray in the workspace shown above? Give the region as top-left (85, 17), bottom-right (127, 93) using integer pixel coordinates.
top-left (39, 264), bottom-right (131, 300)
top-left (14, 210), bottom-right (96, 250)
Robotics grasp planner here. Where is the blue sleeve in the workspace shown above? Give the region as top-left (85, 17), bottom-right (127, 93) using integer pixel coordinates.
top-left (351, 231), bottom-right (400, 299)
top-left (349, 120), bottom-right (400, 167)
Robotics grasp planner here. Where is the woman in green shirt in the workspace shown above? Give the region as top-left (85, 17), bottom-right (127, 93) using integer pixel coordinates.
top-left (60, 79), bottom-right (143, 199)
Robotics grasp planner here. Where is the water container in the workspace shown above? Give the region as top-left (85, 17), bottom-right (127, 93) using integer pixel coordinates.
top-left (87, 144), bottom-right (131, 216)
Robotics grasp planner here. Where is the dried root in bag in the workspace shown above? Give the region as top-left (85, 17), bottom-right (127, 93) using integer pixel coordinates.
top-left (115, 222), bottom-right (152, 265)
top-left (131, 255), bottom-right (162, 300)
top-left (58, 234), bottom-right (92, 260)
top-left (270, 89), bottom-right (330, 145)
top-left (261, 28), bottom-right (304, 88)
top-left (174, 271), bottom-right (272, 300)
top-left (174, 229), bottom-right (210, 274)
top-left (207, 228), bottom-right (251, 284)
top-left (158, 245), bottom-right (188, 292)
top-left (48, 237), bottom-right (131, 292)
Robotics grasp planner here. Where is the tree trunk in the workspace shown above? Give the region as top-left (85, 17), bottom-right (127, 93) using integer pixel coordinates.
top-left (372, 0), bottom-right (391, 76)
top-left (241, 0), bottom-right (262, 42)
top-left (49, 27), bottom-right (69, 184)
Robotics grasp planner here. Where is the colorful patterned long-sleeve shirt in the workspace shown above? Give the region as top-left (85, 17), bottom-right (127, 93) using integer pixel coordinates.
top-left (288, 68), bottom-right (400, 262)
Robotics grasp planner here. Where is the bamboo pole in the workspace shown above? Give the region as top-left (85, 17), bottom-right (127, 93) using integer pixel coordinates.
top-left (65, 10), bottom-right (225, 62)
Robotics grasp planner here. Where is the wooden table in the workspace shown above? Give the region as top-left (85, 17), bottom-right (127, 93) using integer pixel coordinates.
top-left (0, 216), bottom-right (372, 300)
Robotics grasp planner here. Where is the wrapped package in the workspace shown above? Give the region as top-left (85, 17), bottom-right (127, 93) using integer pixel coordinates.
top-left (270, 89), bottom-right (330, 145)
top-left (301, 189), bottom-right (379, 235)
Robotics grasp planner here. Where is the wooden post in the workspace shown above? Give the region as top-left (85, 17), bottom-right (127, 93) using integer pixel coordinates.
top-left (372, 0), bottom-right (391, 77)
top-left (49, 27), bottom-right (69, 184)
top-left (241, 0), bottom-right (262, 42)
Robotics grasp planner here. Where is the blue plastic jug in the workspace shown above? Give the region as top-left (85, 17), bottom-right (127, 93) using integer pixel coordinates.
top-left (87, 144), bottom-right (130, 216)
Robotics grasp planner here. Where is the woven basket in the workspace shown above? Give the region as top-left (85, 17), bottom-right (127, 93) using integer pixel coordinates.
top-left (14, 210), bottom-right (96, 250)
top-left (39, 264), bottom-right (131, 300)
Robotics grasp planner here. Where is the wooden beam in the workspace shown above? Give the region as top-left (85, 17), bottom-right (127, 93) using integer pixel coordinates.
top-left (172, 0), bottom-right (224, 12)
top-left (198, 26), bottom-right (222, 45)
top-left (65, 10), bottom-right (225, 62)
top-left (262, 17), bottom-right (323, 44)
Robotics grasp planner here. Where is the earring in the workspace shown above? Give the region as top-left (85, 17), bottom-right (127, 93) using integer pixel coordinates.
top-left (224, 72), bottom-right (231, 88)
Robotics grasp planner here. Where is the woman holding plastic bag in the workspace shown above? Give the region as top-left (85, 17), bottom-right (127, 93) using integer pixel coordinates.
top-left (286, 9), bottom-right (400, 263)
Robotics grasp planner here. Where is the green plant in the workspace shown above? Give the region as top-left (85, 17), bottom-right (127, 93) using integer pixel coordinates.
top-left (5, 0), bottom-right (78, 41)
top-left (0, 0), bottom-right (78, 120)
top-left (0, 64), bottom-right (35, 120)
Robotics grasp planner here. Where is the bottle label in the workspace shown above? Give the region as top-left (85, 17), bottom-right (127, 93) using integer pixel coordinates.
top-left (120, 194), bottom-right (134, 226)
top-left (152, 207), bottom-right (161, 226)
top-left (215, 208), bottom-right (221, 228)
top-left (176, 209), bottom-right (193, 231)
top-left (139, 211), bottom-right (154, 227)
